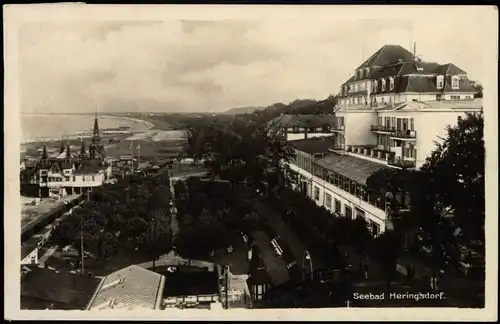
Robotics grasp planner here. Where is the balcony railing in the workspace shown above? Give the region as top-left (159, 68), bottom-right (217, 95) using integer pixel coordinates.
top-left (329, 144), bottom-right (346, 151)
top-left (347, 145), bottom-right (396, 162)
top-left (370, 125), bottom-right (394, 133)
top-left (390, 129), bottom-right (417, 139)
top-left (388, 157), bottom-right (416, 169)
top-left (331, 125), bottom-right (345, 131)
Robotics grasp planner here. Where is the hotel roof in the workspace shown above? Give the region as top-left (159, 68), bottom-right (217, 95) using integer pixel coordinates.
top-left (21, 266), bottom-right (101, 310)
top-left (86, 265), bottom-right (165, 310)
top-left (356, 45), bottom-right (415, 70)
top-left (314, 153), bottom-right (389, 185)
top-left (289, 136), bottom-right (334, 155)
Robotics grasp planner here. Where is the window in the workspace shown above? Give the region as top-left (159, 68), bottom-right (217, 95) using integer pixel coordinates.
top-left (389, 77), bottom-right (394, 90)
top-left (92, 175), bottom-right (95, 181)
top-left (65, 176), bottom-right (70, 181)
top-left (451, 76), bottom-right (459, 89)
top-left (325, 193), bottom-right (332, 209)
top-left (385, 117), bottom-right (391, 127)
top-left (355, 208), bottom-right (365, 220)
top-left (345, 206), bottom-right (353, 219)
top-left (355, 84), bottom-right (359, 91)
top-left (371, 222), bottom-right (380, 237)
top-left (381, 79), bottom-right (386, 91)
top-left (365, 68), bottom-right (370, 77)
top-left (410, 118), bottom-right (415, 131)
top-left (373, 80), bottom-right (378, 92)
top-left (377, 116), bottom-right (383, 126)
top-left (73, 176), bottom-right (76, 181)
top-left (391, 117), bottom-right (396, 128)
top-left (334, 199), bottom-right (341, 214)
top-left (437, 75), bottom-right (444, 89)
top-left (314, 186), bottom-right (320, 201)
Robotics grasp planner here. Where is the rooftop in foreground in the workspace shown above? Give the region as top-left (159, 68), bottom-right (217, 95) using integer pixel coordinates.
top-left (162, 267), bottom-right (219, 298)
top-left (85, 265), bottom-right (165, 310)
top-left (21, 266), bottom-right (101, 310)
top-left (314, 153), bottom-right (389, 185)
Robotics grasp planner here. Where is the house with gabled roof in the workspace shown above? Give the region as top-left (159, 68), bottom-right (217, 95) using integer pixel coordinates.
top-left (267, 114), bottom-right (334, 141)
top-left (20, 115), bottom-right (112, 198)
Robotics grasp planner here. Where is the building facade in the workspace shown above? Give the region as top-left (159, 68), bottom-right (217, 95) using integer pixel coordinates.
top-left (282, 44), bottom-right (482, 235)
top-left (20, 116), bottom-right (111, 198)
top-left (267, 114), bottom-right (333, 141)
top-left (285, 136), bottom-right (401, 235)
top-left (332, 44), bottom-right (482, 170)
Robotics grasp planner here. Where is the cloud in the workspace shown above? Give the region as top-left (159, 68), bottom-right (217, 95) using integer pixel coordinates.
top-left (18, 15), bottom-right (487, 114)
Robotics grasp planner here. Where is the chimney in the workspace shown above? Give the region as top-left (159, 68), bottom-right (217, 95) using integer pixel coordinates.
top-left (413, 42), bottom-right (416, 61)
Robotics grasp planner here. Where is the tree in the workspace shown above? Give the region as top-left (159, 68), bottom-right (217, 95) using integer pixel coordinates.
top-left (421, 112), bottom-right (485, 248)
top-left (350, 217), bottom-right (373, 268)
top-left (370, 231), bottom-right (403, 293)
top-left (470, 81), bottom-right (483, 98)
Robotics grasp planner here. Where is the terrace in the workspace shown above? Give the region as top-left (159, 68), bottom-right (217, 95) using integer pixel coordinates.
top-left (346, 145), bottom-right (417, 169)
top-left (346, 145), bottom-right (395, 163)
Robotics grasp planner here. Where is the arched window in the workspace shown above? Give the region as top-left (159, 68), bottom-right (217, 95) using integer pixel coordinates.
top-left (389, 77), bottom-right (395, 91)
top-left (373, 80), bottom-right (378, 92)
top-left (381, 79), bottom-right (386, 91)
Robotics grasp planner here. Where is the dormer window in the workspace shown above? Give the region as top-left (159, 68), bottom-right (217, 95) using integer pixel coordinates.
top-left (365, 68), bottom-right (370, 77)
top-left (389, 77), bottom-right (394, 91)
top-left (451, 76), bottom-right (459, 89)
top-left (381, 79), bottom-right (386, 91)
top-left (373, 80), bottom-right (378, 92)
top-left (437, 75), bottom-right (444, 89)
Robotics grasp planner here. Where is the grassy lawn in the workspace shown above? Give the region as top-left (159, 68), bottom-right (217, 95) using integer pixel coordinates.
top-left (105, 137), bottom-right (185, 161)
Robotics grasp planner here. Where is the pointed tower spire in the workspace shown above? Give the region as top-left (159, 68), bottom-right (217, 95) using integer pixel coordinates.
top-left (93, 112), bottom-right (100, 137)
top-left (79, 140), bottom-right (86, 158)
top-left (66, 143), bottom-right (71, 159)
top-left (42, 144), bottom-right (48, 160)
top-left (59, 139), bottom-right (66, 154)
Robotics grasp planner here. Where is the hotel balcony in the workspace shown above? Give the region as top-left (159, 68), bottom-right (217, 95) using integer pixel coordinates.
top-left (390, 129), bottom-right (417, 140)
top-left (331, 125), bottom-right (345, 132)
top-left (370, 125), bottom-right (393, 134)
top-left (387, 156), bottom-right (417, 169)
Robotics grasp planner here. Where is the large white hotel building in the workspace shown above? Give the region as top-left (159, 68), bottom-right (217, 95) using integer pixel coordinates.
top-left (280, 44), bottom-right (482, 236)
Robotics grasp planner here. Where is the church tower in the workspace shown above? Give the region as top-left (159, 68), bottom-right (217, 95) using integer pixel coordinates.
top-left (89, 113), bottom-right (106, 160)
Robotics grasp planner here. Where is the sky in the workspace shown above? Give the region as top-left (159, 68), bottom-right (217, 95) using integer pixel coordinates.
top-left (16, 6), bottom-right (493, 114)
